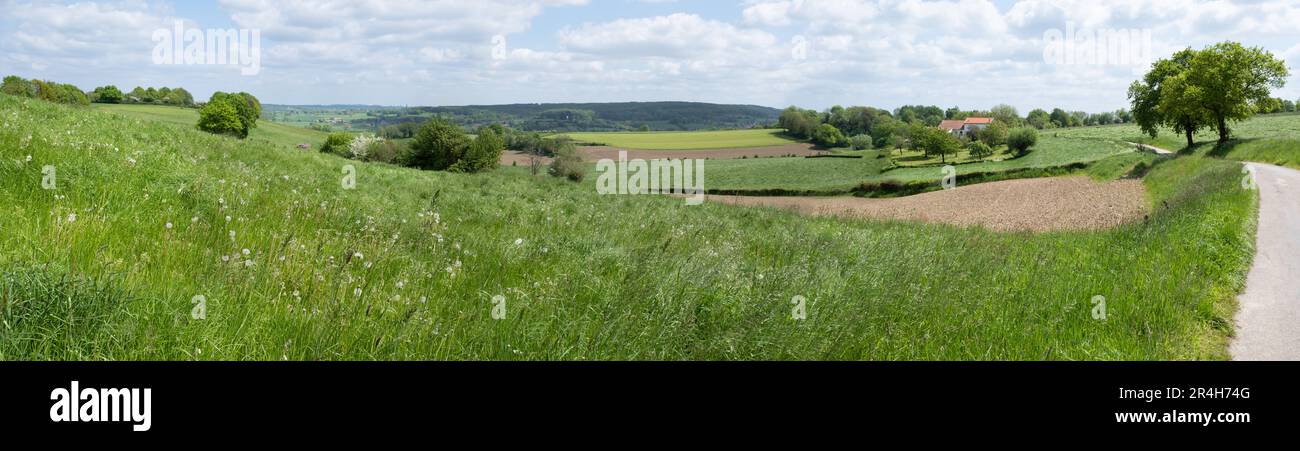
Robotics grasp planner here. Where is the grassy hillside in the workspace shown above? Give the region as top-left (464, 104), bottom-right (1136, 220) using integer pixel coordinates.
top-left (1054, 113), bottom-right (1300, 170)
top-left (93, 103), bottom-right (331, 150)
top-left (562, 129), bottom-right (798, 150)
top-left (0, 94), bottom-right (1256, 360)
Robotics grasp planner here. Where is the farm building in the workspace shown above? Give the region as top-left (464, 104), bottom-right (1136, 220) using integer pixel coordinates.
top-left (939, 117), bottom-right (994, 137)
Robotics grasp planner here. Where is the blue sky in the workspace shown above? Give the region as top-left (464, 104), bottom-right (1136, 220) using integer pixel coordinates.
top-left (3, 0), bottom-right (1298, 113)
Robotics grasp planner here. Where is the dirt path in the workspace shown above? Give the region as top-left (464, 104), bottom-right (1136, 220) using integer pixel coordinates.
top-left (1231, 163), bottom-right (1300, 360)
top-left (707, 176), bottom-right (1149, 232)
top-left (1126, 142), bottom-right (1176, 156)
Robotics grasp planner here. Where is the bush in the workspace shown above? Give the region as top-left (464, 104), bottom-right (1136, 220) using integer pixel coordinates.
top-left (365, 140), bottom-right (402, 164)
top-left (406, 118), bottom-right (470, 170)
top-left (348, 134), bottom-right (383, 160)
top-left (90, 85), bottom-right (124, 104)
top-left (320, 133), bottom-right (354, 155)
top-left (548, 140), bottom-right (586, 182)
top-left (449, 129), bottom-right (504, 173)
top-left (198, 92), bottom-right (261, 138)
top-left (849, 134), bottom-right (873, 150)
top-left (196, 100), bottom-right (245, 137)
top-left (811, 123), bottom-right (846, 147)
top-left (1007, 127), bottom-right (1039, 156)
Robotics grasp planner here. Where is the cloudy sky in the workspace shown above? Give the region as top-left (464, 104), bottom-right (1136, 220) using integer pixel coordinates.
top-left (2, 0), bottom-right (1298, 113)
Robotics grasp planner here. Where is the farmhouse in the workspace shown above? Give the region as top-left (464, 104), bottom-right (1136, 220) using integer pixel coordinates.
top-left (939, 117), bottom-right (994, 137)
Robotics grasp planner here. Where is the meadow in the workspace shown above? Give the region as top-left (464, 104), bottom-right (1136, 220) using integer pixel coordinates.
top-left (93, 103), bottom-right (331, 150)
top-left (0, 94), bottom-right (1257, 360)
top-left (560, 129), bottom-right (798, 150)
top-left (1053, 113), bottom-right (1300, 170)
top-left (701, 136), bottom-right (1142, 193)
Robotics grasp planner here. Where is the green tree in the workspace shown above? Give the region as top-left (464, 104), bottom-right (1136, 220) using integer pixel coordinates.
top-left (968, 141), bottom-right (993, 161)
top-left (912, 126), bottom-right (962, 163)
top-left (989, 104), bottom-right (1021, 126)
top-left (811, 123), bottom-right (845, 148)
top-left (1007, 127), bottom-right (1038, 156)
top-left (196, 99), bottom-right (244, 137)
top-left (1129, 48), bottom-right (1207, 149)
top-left (1026, 109), bottom-right (1051, 129)
top-left (1049, 108), bottom-right (1070, 128)
top-left (407, 118), bottom-right (470, 170)
top-left (1184, 42), bottom-right (1289, 142)
top-left (1, 75), bottom-right (34, 96)
top-left (91, 85), bottom-right (124, 103)
top-left (976, 120), bottom-right (1009, 147)
top-left (450, 129), bottom-right (505, 173)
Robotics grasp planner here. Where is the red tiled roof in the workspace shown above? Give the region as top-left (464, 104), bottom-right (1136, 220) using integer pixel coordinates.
top-left (963, 117), bottom-right (994, 125)
top-left (938, 119), bottom-right (966, 130)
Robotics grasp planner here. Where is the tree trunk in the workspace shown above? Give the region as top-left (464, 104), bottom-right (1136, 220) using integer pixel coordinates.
top-left (1217, 116), bottom-right (1229, 143)
top-left (1186, 129), bottom-right (1194, 149)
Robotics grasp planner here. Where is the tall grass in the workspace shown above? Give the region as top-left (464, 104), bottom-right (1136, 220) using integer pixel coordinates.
top-left (0, 94), bottom-right (1256, 360)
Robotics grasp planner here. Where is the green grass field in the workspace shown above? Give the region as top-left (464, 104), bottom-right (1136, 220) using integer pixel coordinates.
top-left (1054, 114), bottom-right (1300, 170)
top-left (561, 129), bottom-right (799, 150)
top-left (700, 136), bottom-right (1139, 193)
top-left (0, 94), bottom-right (1258, 360)
top-left (93, 103), bottom-right (331, 151)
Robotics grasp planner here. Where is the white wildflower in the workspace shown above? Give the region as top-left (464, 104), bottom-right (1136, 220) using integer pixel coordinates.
top-left (66, 212), bottom-right (77, 223)
top-left (165, 222), bottom-right (173, 229)
top-left (514, 238), bottom-right (524, 246)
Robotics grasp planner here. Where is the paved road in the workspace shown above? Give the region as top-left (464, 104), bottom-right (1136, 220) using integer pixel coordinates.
top-left (1231, 163), bottom-right (1300, 360)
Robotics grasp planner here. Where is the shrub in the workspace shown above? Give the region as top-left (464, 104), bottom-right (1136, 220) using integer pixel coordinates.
top-left (196, 100), bottom-right (245, 137)
top-left (320, 133), bottom-right (354, 155)
top-left (365, 140), bottom-right (402, 164)
top-left (849, 134), bottom-right (874, 150)
top-left (406, 118), bottom-right (470, 170)
top-left (548, 140), bottom-right (586, 182)
top-left (811, 123), bottom-right (845, 147)
top-left (450, 129), bottom-right (504, 173)
top-left (90, 85), bottom-right (124, 104)
top-left (348, 134), bottom-right (383, 160)
top-left (1007, 127), bottom-right (1039, 156)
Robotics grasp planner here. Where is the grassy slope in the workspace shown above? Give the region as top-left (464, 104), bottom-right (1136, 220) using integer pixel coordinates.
top-left (560, 129), bottom-right (798, 150)
top-left (93, 103), bottom-right (331, 150)
top-left (1055, 113), bottom-right (1300, 170)
top-left (0, 95), bottom-right (1255, 360)
top-left (702, 136), bottom-right (1138, 192)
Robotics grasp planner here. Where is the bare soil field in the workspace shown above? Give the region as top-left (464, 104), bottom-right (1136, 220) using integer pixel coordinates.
top-left (706, 176), bottom-right (1149, 232)
top-left (500, 150), bottom-right (554, 166)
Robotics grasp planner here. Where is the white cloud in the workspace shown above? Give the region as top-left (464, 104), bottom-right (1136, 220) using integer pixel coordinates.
top-left (1, 0), bottom-right (1297, 111)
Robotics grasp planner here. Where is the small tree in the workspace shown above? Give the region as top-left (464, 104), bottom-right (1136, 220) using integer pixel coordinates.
top-left (548, 140), bottom-right (586, 182)
top-left (197, 100), bottom-right (244, 137)
top-left (968, 141), bottom-right (993, 161)
top-left (811, 123), bottom-right (845, 148)
top-left (978, 120), bottom-right (1009, 147)
top-left (1007, 128), bottom-right (1038, 156)
top-left (91, 85), bottom-right (124, 103)
top-left (407, 118), bottom-right (470, 170)
top-left (450, 129), bottom-right (505, 173)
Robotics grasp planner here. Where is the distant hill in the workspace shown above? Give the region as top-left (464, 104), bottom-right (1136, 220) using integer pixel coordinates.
top-left (265, 102), bottom-right (782, 132)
